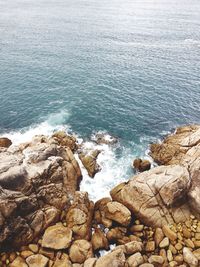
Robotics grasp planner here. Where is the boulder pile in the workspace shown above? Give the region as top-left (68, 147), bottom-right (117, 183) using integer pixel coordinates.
top-left (0, 125), bottom-right (200, 266)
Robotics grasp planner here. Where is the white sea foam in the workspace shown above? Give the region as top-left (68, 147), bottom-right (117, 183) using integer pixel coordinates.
top-left (2, 110), bottom-right (70, 145)
top-left (1, 111), bottom-right (149, 202)
top-left (79, 134), bottom-right (150, 201)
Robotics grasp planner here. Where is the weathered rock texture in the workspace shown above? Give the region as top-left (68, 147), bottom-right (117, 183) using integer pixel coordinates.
top-left (0, 135), bottom-right (82, 250)
top-left (79, 149), bottom-right (101, 178)
top-left (0, 137), bottom-right (12, 148)
top-left (66, 192), bottom-right (94, 240)
top-left (111, 125), bottom-right (200, 226)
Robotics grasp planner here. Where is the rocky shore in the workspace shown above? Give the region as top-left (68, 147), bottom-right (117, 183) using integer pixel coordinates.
top-left (0, 125), bottom-right (200, 266)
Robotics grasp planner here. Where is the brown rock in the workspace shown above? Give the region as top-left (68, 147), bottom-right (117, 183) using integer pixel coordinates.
top-left (154, 228), bottom-right (164, 247)
top-left (145, 241), bottom-right (155, 252)
top-left (159, 237), bottom-right (170, 248)
top-left (193, 248), bottom-right (200, 260)
top-left (139, 264), bottom-right (154, 267)
top-left (28, 244), bottom-right (39, 253)
top-left (133, 158), bottom-right (151, 172)
top-left (26, 254), bottom-right (49, 267)
top-left (20, 250), bottom-right (34, 259)
top-left (104, 201), bottom-right (131, 226)
top-left (91, 228), bottom-right (109, 251)
top-left (127, 252), bottom-right (144, 267)
top-left (69, 240), bottom-right (93, 264)
top-left (94, 198), bottom-right (112, 228)
top-left (95, 249), bottom-right (126, 267)
top-left (9, 256), bottom-right (28, 267)
top-left (0, 137), bottom-right (82, 249)
top-left (120, 241), bottom-right (143, 255)
top-left (52, 131), bottom-right (77, 152)
top-left (162, 225), bottom-right (177, 241)
top-left (83, 258), bottom-right (97, 267)
top-left (42, 224), bottom-right (72, 250)
top-left (66, 192), bottom-right (94, 240)
top-left (106, 227), bottom-right (127, 243)
top-left (183, 247), bottom-right (198, 267)
top-left (111, 165), bottom-right (191, 227)
top-left (148, 255), bottom-right (164, 265)
top-left (0, 137), bottom-right (12, 148)
top-left (150, 125), bottom-right (200, 165)
top-left (79, 150), bottom-right (101, 177)
top-left (53, 253), bottom-right (72, 267)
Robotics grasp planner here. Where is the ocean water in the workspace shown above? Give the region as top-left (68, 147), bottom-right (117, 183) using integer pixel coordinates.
top-left (0, 0), bottom-right (200, 199)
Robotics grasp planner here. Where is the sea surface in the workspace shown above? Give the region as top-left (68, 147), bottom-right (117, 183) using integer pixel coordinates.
top-left (0, 0), bottom-right (200, 199)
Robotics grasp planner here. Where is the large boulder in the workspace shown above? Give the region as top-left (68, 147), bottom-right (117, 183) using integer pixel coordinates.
top-left (150, 125), bottom-right (200, 165)
top-left (150, 124), bottom-right (200, 218)
top-left (0, 136), bottom-right (82, 250)
top-left (41, 223), bottom-right (72, 250)
top-left (0, 137), bottom-right (12, 148)
top-left (110, 165), bottom-right (192, 227)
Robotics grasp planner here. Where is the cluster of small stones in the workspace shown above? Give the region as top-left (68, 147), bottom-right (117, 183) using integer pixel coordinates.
top-left (1, 212), bottom-right (200, 267)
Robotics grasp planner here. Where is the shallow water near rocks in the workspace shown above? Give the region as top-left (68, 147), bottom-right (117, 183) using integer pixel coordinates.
top-left (0, 0), bottom-right (200, 199)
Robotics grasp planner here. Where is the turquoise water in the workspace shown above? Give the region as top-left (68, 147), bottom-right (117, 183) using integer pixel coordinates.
top-left (0, 0), bottom-right (200, 198)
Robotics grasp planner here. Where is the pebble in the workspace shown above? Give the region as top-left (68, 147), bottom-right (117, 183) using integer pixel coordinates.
top-left (184, 239), bottom-right (195, 248)
top-left (154, 228), bottom-right (164, 247)
top-left (162, 225), bottom-right (177, 241)
top-left (159, 237), bottom-right (169, 248)
top-left (167, 249), bottom-right (173, 262)
top-left (183, 247), bottom-right (198, 267)
top-left (148, 255), bottom-right (164, 265)
top-left (29, 244), bottom-right (39, 253)
top-left (145, 241), bottom-right (155, 252)
top-left (175, 242), bottom-right (183, 251)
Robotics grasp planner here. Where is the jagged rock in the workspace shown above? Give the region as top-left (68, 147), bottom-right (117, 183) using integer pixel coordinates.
top-left (150, 125), bottom-right (200, 165)
top-left (0, 137), bottom-right (12, 148)
top-left (94, 197), bottom-right (112, 228)
top-left (69, 240), bottom-right (93, 264)
top-left (52, 131), bottom-right (78, 152)
top-left (91, 228), bottom-right (109, 251)
top-left (150, 125), bottom-right (200, 218)
top-left (79, 150), bottom-right (101, 177)
top-left (111, 165), bottom-right (192, 227)
top-left (26, 254), bottom-right (49, 267)
top-left (104, 201), bottom-right (131, 226)
top-left (95, 249), bottom-right (126, 267)
top-left (42, 223), bottom-right (72, 250)
top-left (133, 158), bottom-right (151, 172)
top-left (106, 227), bottom-right (127, 243)
top-left (66, 192), bottom-right (94, 240)
top-left (52, 253), bottom-right (72, 267)
top-left (91, 132), bottom-right (118, 145)
top-left (0, 137), bottom-right (82, 250)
